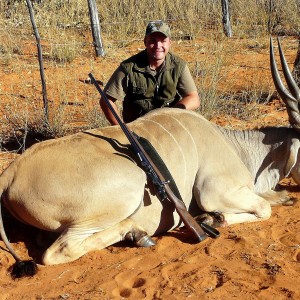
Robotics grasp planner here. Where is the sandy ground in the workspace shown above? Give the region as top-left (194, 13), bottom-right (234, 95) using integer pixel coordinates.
top-left (0, 36), bottom-right (300, 299)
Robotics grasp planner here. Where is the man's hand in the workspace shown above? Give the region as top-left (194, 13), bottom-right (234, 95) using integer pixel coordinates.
top-left (174, 91), bottom-right (200, 110)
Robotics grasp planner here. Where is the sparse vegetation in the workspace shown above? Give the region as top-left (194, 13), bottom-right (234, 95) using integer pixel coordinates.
top-left (190, 39), bottom-right (227, 120)
top-left (0, 0), bottom-right (299, 150)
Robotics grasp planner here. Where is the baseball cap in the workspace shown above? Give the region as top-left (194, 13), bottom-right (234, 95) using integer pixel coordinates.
top-left (145, 20), bottom-right (171, 37)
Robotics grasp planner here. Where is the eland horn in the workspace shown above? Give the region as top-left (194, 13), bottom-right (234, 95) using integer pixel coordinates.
top-left (270, 37), bottom-right (300, 130)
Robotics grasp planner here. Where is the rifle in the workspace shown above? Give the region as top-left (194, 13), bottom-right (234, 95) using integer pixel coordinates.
top-left (88, 73), bottom-right (219, 242)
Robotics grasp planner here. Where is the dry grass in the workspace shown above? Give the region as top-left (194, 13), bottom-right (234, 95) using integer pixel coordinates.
top-left (190, 37), bottom-right (228, 120)
top-left (0, 0), bottom-right (299, 149)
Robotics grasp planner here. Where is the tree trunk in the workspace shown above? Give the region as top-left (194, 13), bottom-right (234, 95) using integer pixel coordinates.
top-left (293, 39), bottom-right (300, 85)
top-left (87, 0), bottom-right (105, 57)
top-left (25, 0), bottom-right (49, 123)
top-left (221, 0), bottom-right (232, 37)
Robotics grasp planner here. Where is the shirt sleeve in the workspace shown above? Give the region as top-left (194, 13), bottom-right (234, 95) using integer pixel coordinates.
top-left (176, 65), bottom-right (198, 96)
top-left (104, 66), bottom-right (128, 101)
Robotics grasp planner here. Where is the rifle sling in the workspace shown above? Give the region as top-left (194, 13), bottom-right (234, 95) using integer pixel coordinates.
top-left (132, 134), bottom-right (183, 201)
top-left (132, 133), bottom-right (220, 239)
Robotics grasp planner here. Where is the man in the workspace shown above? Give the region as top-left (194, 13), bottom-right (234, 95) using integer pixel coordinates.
top-left (100, 20), bottom-right (200, 125)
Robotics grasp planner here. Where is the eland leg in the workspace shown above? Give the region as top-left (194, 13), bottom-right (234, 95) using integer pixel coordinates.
top-left (200, 187), bottom-right (272, 226)
top-left (42, 218), bottom-right (154, 265)
top-left (222, 193), bottom-right (272, 226)
top-left (194, 211), bottom-right (226, 228)
top-left (258, 190), bottom-right (295, 206)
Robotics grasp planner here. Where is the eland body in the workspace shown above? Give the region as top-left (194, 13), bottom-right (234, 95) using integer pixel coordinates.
top-left (0, 38), bottom-right (299, 274)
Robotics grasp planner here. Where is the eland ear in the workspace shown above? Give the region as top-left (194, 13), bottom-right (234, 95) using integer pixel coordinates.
top-left (284, 138), bottom-right (300, 177)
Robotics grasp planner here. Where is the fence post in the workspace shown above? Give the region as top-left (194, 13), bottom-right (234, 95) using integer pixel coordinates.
top-left (25, 0), bottom-right (49, 123)
top-left (221, 0), bottom-right (232, 37)
top-left (267, 0), bottom-right (275, 33)
top-left (87, 0), bottom-right (105, 57)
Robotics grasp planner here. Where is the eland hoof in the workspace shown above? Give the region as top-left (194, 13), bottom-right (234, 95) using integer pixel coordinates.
top-left (135, 235), bottom-right (156, 247)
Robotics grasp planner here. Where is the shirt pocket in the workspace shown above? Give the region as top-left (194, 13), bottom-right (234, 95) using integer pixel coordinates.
top-left (132, 85), bottom-right (147, 95)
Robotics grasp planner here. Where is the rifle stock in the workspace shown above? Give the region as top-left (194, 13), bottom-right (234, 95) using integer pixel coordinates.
top-left (89, 73), bottom-right (219, 242)
top-left (129, 131), bottom-right (208, 242)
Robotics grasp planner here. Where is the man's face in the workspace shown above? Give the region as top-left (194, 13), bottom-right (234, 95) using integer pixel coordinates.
top-left (144, 32), bottom-right (171, 63)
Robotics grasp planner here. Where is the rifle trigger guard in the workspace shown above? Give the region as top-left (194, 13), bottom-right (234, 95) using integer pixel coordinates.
top-left (161, 180), bottom-right (170, 185)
